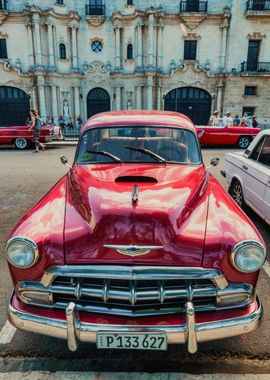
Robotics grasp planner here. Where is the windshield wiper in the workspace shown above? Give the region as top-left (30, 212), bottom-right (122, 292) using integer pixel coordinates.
top-left (85, 150), bottom-right (122, 163)
top-left (125, 146), bottom-right (167, 163)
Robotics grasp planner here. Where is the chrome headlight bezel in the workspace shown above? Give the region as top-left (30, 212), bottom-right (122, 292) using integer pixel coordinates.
top-left (231, 240), bottom-right (266, 273)
top-left (5, 236), bottom-right (39, 269)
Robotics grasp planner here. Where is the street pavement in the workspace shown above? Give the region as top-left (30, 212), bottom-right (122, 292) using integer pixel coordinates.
top-left (0, 142), bottom-right (270, 375)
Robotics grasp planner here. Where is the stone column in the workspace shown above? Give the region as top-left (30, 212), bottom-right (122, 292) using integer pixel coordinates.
top-left (116, 86), bottom-right (121, 110)
top-left (33, 14), bottom-right (42, 66)
top-left (147, 76), bottom-right (153, 110)
top-left (216, 82), bottom-right (224, 115)
top-left (115, 24), bottom-right (121, 71)
top-left (136, 86), bottom-right (142, 110)
top-left (157, 84), bottom-right (162, 111)
top-left (37, 76), bottom-right (47, 121)
top-left (136, 20), bottom-right (143, 69)
top-left (26, 23), bottom-right (34, 67)
top-left (147, 12), bottom-right (155, 69)
top-left (74, 86), bottom-right (80, 119)
top-left (47, 22), bottom-right (55, 69)
top-left (157, 22), bottom-right (164, 71)
top-left (51, 85), bottom-right (58, 121)
top-left (70, 24), bottom-right (78, 69)
top-left (220, 26), bottom-right (228, 69)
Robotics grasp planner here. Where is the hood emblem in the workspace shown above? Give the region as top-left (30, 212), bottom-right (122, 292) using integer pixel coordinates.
top-left (104, 244), bottom-right (163, 257)
top-left (132, 184), bottom-right (139, 204)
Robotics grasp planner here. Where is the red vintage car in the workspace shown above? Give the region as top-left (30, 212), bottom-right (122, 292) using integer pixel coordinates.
top-left (196, 125), bottom-right (260, 149)
top-left (6, 111), bottom-right (265, 353)
top-left (0, 124), bottom-right (62, 150)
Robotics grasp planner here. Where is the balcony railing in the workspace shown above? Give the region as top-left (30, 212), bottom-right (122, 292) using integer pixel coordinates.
top-left (246, 0), bottom-right (270, 11)
top-left (0, 0), bottom-right (7, 10)
top-left (85, 4), bottom-right (105, 16)
top-left (241, 61), bottom-right (270, 72)
top-left (179, 0), bottom-right (208, 13)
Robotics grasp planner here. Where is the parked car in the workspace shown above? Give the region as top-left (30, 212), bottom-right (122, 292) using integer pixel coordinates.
top-left (6, 111), bottom-right (265, 353)
top-left (196, 125), bottom-right (260, 149)
top-left (0, 125), bottom-right (53, 149)
top-left (222, 129), bottom-right (270, 225)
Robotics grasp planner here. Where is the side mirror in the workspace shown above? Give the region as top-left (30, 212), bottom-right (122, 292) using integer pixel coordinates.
top-left (210, 157), bottom-right (219, 167)
top-left (60, 155), bottom-right (69, 165)
top-left (206, 157), bottom-right (219, 170)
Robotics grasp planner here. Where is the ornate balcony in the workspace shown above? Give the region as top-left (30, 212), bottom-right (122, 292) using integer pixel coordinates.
top-left (241, 61), bottom-right (270, 73)
top-left (85, 4), bottom-right (105, 16)
top-left (0, 0), bottom-right (7, 11)
top-left (246, 0), bottom-right (270, 17)
top-left (179, 1), bottom-right (208, 13)
top-left (85, 4), bottom-right (105, 27)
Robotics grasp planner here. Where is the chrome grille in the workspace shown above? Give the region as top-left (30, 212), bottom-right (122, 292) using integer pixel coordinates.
top-left (17, 266), bottom-right (255, 317)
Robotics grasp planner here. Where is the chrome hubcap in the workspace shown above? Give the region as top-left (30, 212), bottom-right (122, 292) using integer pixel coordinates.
top-left (239, 138), bottom-right (249, 149)
top-left (16, 138), bottom-right (27, 149)
top-left (232, 184), bottom-right (243, 205)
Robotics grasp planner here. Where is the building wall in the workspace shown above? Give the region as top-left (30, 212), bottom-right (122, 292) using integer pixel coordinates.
top-left (0, 0), bottom-right (269, 127)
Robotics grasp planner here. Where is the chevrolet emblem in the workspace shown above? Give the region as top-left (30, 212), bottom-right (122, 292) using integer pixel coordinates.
top-left (104, 244), bottom-right (163, 257)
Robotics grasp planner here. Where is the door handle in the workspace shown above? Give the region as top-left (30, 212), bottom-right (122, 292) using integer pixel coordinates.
top-left (243, 165), bottom-right (248, 170)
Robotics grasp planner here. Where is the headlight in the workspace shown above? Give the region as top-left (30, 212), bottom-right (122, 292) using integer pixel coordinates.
top-left (5, 237), bottom-right (39, 268)
top-left (231, 240), bottom-right (266, 273)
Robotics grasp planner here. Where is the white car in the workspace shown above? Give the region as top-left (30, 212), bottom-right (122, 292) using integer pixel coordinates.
top-left (223, 130), bottom-right (270, 225)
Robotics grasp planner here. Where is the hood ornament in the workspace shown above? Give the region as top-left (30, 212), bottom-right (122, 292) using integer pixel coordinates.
top-left (132, 184), bottom-right (139, 205)
top-left (104, 244), bottom-right (163, 257)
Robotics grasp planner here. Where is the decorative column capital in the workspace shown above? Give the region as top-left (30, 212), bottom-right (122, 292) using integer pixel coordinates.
top-left (69, 21), bottom-right (79, 29)
top-left (136, 19), bottom-right (144, 28)
top-left (114, 21), bottom-right (122, 30)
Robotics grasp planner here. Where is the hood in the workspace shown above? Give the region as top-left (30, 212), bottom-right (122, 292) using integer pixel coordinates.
top-left (64, 163), bottom-right (209, 266)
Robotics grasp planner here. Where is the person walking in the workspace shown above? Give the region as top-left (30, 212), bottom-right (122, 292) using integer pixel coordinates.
top-left (208, 110), bottom-right (220, 126)
top-left (30, 109), bottom-right (45, 153)
top-left (222, 111), bottom-right (233, 127)
top-left (252, 115), bottom-right (258, 128)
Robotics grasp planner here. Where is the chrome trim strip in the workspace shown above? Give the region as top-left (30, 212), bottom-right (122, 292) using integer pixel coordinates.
top-left (8, 296), bottom-right (263, 353)
top-left (40, 266), bottom-right (228, 289)
top-left (66, 302), bottom-right (78, 351)
top-left (132, 184), bottom-right (139, 203)
top-left (186, 302), bottom-right (197, 353)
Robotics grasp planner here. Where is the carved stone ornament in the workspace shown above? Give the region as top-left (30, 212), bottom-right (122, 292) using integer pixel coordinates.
top-left (0, 12), bottom-right (7, 26)
top-left (182, 32), bottom-right (201, 40)
top-left (179, 14), bottom-right (207, 30)
top-left (247, 32), bottom-right (266, 40)
top-left (86, 15), bottom-right (105, 27)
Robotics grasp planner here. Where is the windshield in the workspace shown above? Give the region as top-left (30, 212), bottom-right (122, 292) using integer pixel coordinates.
top-left (76, 126), bottom-right (201, 164)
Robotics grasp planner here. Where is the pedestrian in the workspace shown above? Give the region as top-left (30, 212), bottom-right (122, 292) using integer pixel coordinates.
top-left (67, 118), bottom-right (74, 130)
top-left (59, 114), bottom-right (65, 134)
top-left (222, 111), bottom-right (233, 127)
top-left (77, 115), bottom-right (83, 131)
top-left (208, 110), bottom-right (220, 126)
top-left (233, 115), bottom-right (241, 126)
top-left (252, 115), bottom-right (258, 128)
top-left (30, 109), bottom-right (45, 153)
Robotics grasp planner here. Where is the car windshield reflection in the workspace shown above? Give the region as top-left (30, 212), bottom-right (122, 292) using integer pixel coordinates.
top-left (76, 126), bottom-right (201, 165)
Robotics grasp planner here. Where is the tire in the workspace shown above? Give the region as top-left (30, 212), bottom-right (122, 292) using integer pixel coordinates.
top-left (14, 137), bottom-right (29, 150)
top-left (229, 180), bottom-right (246, 209)
top-left (237, 136), bottom-right (251, 149)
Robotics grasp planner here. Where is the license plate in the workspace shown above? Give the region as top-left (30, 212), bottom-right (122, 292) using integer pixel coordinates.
top-left (97, 332), bottom-right (167, 351)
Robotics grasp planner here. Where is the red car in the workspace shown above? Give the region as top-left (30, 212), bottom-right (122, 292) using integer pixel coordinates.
top-left (6, 111), bottom-right (265, 353)
top-left (0, 124), bottom-right (62, 150)
top-left (196, 125), bottom-right (260, 149)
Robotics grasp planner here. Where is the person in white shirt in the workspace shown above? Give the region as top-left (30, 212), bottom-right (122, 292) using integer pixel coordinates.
top-left (222, 111), bottom-right (233, 127)
top-left (208, 110), bottom-right (220, 126)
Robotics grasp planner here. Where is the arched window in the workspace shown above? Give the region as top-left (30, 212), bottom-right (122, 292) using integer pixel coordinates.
top-left (127, 44), bottom-right (133, 60)
top-left (59, 43), bottom-right (66, 59)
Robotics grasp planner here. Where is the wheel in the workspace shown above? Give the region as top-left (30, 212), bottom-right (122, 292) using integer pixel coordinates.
top-left (237, 136), bottom-right (251, 149)
top-left (14, 137), bottom-right (29, 150)
top-left (229, 180), bottom-right (245, 209)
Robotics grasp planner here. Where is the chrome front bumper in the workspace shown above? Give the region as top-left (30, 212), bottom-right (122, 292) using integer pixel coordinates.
top-left (8, 297), bottom-right (263, 354)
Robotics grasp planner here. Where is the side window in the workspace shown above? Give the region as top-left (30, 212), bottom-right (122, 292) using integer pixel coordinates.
top-left (249, 137), bottom-right (265, 161)
top-left (258, 136), bottom-right (270, 167)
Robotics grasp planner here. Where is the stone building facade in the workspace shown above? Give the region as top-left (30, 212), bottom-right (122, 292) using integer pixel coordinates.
top-left (0, 0), bottom-right (270, 127)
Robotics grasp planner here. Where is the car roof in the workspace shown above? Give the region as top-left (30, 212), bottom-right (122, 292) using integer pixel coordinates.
top-left (82, 110), bottom-right (195, 133)
top-left (244, 129), bottom-right (270, 153)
